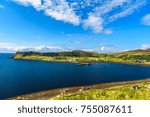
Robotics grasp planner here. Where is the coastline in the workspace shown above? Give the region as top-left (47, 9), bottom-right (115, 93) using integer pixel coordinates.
top-left (9, 78), bottom-right (150, 100)
top-left (13, 57), bottom-right (150, 67)
top-left (10, 51), bottom-right (150, 100)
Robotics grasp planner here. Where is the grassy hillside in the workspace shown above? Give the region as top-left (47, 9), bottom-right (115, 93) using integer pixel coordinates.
top-left (52, 82), bottom-right (150, 100)
top-left (13, 49), bottom-right (150, 65)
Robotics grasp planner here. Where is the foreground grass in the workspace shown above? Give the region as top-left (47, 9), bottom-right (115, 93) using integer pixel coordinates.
top-left (52, 82), bottom-right (150, 100)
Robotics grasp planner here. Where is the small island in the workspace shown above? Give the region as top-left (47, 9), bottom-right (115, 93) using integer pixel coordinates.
top-left (13, 49), bottom-right (150, 65)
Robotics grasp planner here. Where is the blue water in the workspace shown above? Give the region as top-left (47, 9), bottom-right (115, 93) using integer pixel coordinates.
top-left (1, 53), bottom-right (150, 99)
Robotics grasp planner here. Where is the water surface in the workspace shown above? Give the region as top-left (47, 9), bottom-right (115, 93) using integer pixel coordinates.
top-left (0, 53), bottom-right (150, 99)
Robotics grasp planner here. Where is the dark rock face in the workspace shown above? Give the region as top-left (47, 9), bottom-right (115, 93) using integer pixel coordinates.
top-left (133, 85), bottom-right (140, 90)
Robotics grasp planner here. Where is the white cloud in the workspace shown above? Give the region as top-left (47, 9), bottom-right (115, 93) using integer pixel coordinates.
top-left (84, 45), bottom-right (120, 53)
top-left (142, 14), bottom-right (150, 26)
top-left (0, 42), bottom-right (126, 53)
top-left (11, 0), bottom-right (41, 9)
top-left (93, 0), bottom-right (130, 16)
top-left (99, 45), bottom-right (120, 53)
top-left (11, 0), bottom-right (80, 25)
top-left (11, 0), bottom-right (147, 33)
top-left (0, 43), bottom-right (19, 52)
top-left (0, 43), bottom-right (71, 52)
top-left (141, 44), bottom-right (150, 49)
top-left (43, 0), bottom-right (80, 25)
top-left (109, 0), bottom-right (147, 22)
top-left (21, 45), bottom-right (71, 52)
top-left (83, 14), bottom-right (104, 33)
top-left (0, 42), bottom-right (121, 53)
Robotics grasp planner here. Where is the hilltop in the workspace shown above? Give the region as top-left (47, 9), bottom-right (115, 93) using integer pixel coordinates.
top-left (13, 50), bottom-right (100, 57)
top-left (14, 48), bottom-right (150, 57)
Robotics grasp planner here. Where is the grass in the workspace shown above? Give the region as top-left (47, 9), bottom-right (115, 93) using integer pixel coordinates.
top-left (10, 79), bottom-right (150, 100)
top-left (13, 48), bottom-right (150, 66)
top-left (13, 52), bottom-right (150, 65)
top-left (51, 82), bottom-right (150, 100)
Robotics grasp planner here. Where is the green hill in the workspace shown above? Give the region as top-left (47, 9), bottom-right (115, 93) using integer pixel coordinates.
top-left (14, 50), bottom-right (100, 57)
top-left (13, 49), bottom-right (150, 65)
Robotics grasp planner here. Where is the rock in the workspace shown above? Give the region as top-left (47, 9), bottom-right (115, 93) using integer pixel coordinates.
top-left (133, 85), bottom-right (140, 90)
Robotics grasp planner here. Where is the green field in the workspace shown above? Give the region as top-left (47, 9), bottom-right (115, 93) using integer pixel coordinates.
top-left (51, 82), bottom-right (150, 100)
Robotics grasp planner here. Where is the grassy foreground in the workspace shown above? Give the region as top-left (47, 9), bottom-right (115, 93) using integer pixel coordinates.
top-left (52, 82), bottom-right (150, 100)
top-left (10, 79), bottom-right (150, 100)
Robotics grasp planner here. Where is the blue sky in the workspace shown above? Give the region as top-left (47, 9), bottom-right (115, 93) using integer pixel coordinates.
top-left (0, 0), bottom-right (150, 53)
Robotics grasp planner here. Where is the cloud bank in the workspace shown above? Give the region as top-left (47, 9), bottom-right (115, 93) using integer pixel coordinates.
top-left (84, 45), bottom-right (121, 53)
top-left (141, 44), bottom-right (150, 49)
top-left (0, 43), bottom-right (71, 52)
top-left (0, 43), bottom-right (121, 53)
top-left (11, 0), bottom-right (147, 33)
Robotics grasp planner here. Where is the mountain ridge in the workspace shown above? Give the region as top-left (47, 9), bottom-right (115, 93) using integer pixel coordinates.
top-left (14, 48), bottom-right (150, 56)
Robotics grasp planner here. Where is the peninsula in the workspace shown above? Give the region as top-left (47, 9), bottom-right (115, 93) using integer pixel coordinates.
top-left (13, 49), bottom-right (150, 65)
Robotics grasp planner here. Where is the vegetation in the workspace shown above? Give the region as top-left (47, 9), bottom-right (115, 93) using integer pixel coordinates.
top-left (51, 82), bottom-right (150, 100)
top-left (11, 49), bottom-right (150, 100)
top-left (10, 79), bottom-right (150, 100)
top-left (13, 49), bottom-right (150, 65)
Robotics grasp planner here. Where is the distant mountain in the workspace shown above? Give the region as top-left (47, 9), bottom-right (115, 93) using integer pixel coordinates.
top-left (13, 48), bottom-right (150, 65)
top-left (15, 48), bottom-right (150, 57)
top-left (115, 49), bottom-right (150, 55)
top-left (15, 50), bottom-right (101, 57)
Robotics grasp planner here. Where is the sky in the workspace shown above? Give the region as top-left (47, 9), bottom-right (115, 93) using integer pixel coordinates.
top-left (0, 0), bottom-right (150, 53)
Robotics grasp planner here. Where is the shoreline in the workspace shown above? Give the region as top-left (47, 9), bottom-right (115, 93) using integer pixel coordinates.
top-left (12, 49), bottom-right (150, 66)
top-left (14, 57), bottom-right (150, 67)
top-left (9, 78), bottom-right (150, 100)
